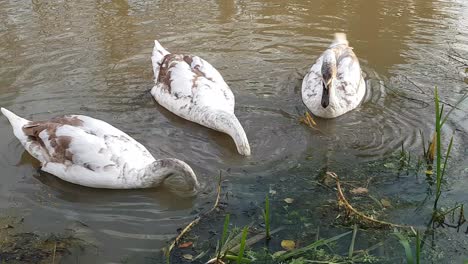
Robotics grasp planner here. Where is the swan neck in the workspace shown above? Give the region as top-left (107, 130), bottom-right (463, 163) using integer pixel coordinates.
top-left (145, 159), bottom-right (199, 197)
top-left (211, 111), bottom-right (251, 156)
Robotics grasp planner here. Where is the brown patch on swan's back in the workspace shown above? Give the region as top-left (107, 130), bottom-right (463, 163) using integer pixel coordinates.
top-left (49, 115), bottom-right (84, 127)
top-left (157, 54), bottom-right (215, 93)
top-left (22, 118), bottom-right (80, 163)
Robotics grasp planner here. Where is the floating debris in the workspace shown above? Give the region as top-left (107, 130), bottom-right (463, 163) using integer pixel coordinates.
top-left (281, 240), bottom-right (296, 251)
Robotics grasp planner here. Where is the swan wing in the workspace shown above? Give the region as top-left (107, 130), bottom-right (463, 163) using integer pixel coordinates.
top-left (336, 48), bottom-right (362, 94)
top-left (302, 56), bottom-right (323, 102)
top-left (152, 53), bottom-right (234, 112)
top-left (22, 120), bottom-right (158, 188)
top-left (22, 117), bottom-right (155, 172)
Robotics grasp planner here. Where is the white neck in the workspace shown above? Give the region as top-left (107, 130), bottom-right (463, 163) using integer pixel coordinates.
top-left (196, 109), bottom-right (251, 156)
top-left (142, 159), bottom-right (199, 197)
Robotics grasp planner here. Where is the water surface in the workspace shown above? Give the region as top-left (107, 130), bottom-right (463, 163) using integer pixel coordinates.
top-left (0, 0), bottom-right (467, 262)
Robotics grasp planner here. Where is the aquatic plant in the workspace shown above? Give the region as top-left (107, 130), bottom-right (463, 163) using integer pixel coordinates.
top-left (395, 230), bottom-right (421, 264)
top-left (432, 87), bottom-right (451, 211)
top-left (215, 214), bottom-right (231, 261)
top-left (277, 230), bottom-right (352, 261)
top-left (208, 215), bottom-right (254, 264)
top-left (429, 88), bottom-right (468, 229)
top-left (166, 173), bottom-right (223, 263)
top-left (348, 224), bottom-right (358, 259)
top-left (263, 195), bottom-right (271, 240)
top-left (236, 227), bottom-right (249, 264)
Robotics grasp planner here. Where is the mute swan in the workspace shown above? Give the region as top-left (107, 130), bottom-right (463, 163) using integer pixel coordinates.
top-left (150, 40), bottom-right (251, 156)
top-left (302, 33), bottom-right (366, 118)
top-left (1, 108), bottom-right (199, 196)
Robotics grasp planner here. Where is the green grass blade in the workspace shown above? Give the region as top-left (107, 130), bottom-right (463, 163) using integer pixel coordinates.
top-left (221, 214), bottom-right (230, 247)
top-left (278, 230), bottom-right (352, 261)
top-left (441, 92), bottom-right (468, 126)
top-left (237, 227), bottom-right (249, 264)
top-left (222, 228), bottom-right (242, 254)
top-left (415, 231), bottom-right (421, 264)
top-left (434, 87), bottom-right (442, 210)
top-left (264, 195), bottom-right (271, 239)
top-left (440, 135), bottom-right (454, 185)
top-left (348, 224), bottom-right (358, 258)
top-left (394, 232), bottom-right (414, 264)
top-left (434, 134), bottom-right (454, 210)
top-left (217, 214), bottom-right (230, 258)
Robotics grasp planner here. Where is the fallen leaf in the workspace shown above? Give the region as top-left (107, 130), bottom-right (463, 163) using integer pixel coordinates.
top-left (179, 241), bottom-right (193, 248)
top-left (284, 198), bottom-right (294, 204)
top-left (381, 199), bottom-right (392, 208)
top-left (182, 254), bottom-right (193, 260)
top-left (281, 240), bottom-right (296, 250)
top-left (350, 187), bottom-right (368, 195)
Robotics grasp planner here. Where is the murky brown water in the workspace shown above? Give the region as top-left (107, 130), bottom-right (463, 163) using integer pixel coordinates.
top-left (1, 0), bottom-right (468, 262)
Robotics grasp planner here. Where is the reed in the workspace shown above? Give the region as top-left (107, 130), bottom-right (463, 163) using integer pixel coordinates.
top-left (263, 195), bottom-right (271, 240)
top-left (236, 227), bottom-right (249, 264)
top-left (216, 214), bottom-right (231, 260)
top-left (395, 232), bottom-right (414, 264)
top-left (432, 88), bottom-right (454, 212)
top-left (395, 230), bottom-right (421, 264)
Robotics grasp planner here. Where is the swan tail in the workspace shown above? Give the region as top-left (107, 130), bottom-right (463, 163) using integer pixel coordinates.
top-left (1, 108), bottom-right (30, 142)
top-left (152, 40), bottom-right (170, 81)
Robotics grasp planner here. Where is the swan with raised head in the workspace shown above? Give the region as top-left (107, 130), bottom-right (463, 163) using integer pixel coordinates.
top-left (302, 33), bottom-right (366, 118)
top-left (150, 40), bottom-right (251, 156)
top-left (1, 108), bottom-right (199, 196)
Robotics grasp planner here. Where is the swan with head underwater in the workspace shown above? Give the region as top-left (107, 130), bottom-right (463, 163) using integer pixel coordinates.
top-left (150, 40), bottom-right (251, 156)
top-left (0, 108), bottom-right (200, 197)
top-left (302, 33), bottom-right (366, 118)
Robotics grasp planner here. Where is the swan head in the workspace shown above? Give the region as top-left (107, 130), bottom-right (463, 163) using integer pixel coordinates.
top-left (147, 159), bottom-right (200, 197)
top-left (236, 141), bottom-right (251, 156)
top-left (321, 51), bottom-right (337, 108)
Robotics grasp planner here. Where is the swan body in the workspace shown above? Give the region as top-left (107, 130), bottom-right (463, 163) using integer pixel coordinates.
top-left (1, 108), bottom-right (199, 196)
top-left (302, 33), bottom-right (366, 118)
top-left (151, 40), bottom-right (251, 156)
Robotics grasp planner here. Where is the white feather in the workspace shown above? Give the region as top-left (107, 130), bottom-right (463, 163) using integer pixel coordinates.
top-left (302, 34), bottom-right (366, 118)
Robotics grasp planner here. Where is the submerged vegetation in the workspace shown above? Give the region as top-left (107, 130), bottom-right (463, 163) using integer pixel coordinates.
top-left (0, 216), bottom-right (95, 263)
top-left (169, 89), bottom-right (468, 263)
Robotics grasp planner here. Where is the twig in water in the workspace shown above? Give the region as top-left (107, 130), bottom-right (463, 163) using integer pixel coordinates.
top-left (166, 172), bottom-right (223, 261)
top-left (327, 172), bottom-right (413, 229)
top-left (52, 241), bottom-right (57, 264)
top-left (299, 112), bottom-right (318, 129)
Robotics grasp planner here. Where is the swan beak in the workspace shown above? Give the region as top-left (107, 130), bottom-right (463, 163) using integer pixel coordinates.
top-left (321, 82), bottom-right (330, 108)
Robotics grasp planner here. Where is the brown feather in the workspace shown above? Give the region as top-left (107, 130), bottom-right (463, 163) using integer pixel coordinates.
top-left (21, 116), bottom-right (83, 163)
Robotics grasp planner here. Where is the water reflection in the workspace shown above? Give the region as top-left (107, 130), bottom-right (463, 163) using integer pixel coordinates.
top-left (0, 0), bottom-right (467, 262)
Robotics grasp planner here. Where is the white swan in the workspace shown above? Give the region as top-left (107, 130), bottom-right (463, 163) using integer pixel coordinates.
top-left (302, 33), bottom-right (366, 118)
top-left (150, 40), bottom-right (251, 156)
top-left (1, 108), bottom-right (199, 196)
